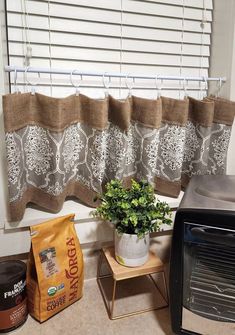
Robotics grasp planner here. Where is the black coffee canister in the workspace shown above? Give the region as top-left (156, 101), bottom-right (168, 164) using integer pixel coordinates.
top-left (0, 260), bottom-right (28, 333)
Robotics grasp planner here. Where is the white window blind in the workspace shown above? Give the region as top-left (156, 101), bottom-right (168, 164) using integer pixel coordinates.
top-left (5, 0), bottom-right (213, 98)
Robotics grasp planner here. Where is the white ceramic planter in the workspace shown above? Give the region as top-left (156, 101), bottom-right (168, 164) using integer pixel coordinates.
top-left (114, 230), bottom-right (150, 267)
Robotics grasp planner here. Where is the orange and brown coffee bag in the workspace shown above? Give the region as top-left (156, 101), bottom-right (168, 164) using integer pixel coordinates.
top-left (27, 214), bottom-right (84, 322)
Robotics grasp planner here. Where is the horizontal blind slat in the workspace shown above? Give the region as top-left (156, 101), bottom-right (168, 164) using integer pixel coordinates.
top-left (7, 25), bottom-right (211, 45)
top-left (8, 43), bottom-right (209, 67)
top-left (8, 39), bottom-right (210, 57)
top-left (7, 10), bottom-right (212, 34)
top-left (9, 55), bottom-right (209, 70)
top-left (7, 0), bottom-right (213, 22)
top-left (129, 0), bottom-right (213, 10)
top-left (8, 29), bottom-right (211, 54)
top-left (27, 0), bottom-right (213, 11)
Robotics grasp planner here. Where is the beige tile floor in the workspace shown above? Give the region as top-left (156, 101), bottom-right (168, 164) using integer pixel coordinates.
top-left (15, 278), bottom-right (174, 335)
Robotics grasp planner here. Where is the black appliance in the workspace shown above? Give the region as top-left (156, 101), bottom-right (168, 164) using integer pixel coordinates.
top-left (170, 175), bottom-right (235, 335)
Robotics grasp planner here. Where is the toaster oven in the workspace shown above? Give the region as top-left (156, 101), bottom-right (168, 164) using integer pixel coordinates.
top-left (170, 175), bottom-right (235, 335)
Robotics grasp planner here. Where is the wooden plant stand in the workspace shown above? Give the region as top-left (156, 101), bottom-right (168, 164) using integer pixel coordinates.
top-left (97, 246), bottom-right (169, 320)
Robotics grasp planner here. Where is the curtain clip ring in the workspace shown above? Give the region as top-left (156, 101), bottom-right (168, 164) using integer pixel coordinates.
top-left (155, 75), bottom-right (162, 98)
top-left (102, 72), bottom-right (111, 98)
top-left (25, 66), bottom-right (40, 95)
top-left (217, 77), bottom-right (223, 97)
top-left (203, 76), bottom-right (208, 97)
top-left (125, 73), bottom-right (135, 97)
top-left (70, 69), bottom-right (82, 96)
top-left (13, 68), bottom-right (20, 94)
top-left (183, 77), bottom-right (188, 98)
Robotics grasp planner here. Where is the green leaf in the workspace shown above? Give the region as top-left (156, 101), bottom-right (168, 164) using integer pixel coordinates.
top-left (138, 197), bottom-right (147, 206)
top-left (120, 202), bottom-right (131, 209)
top-left (131, 199), bottom-right (139, 207)
top-left (129, 214), bottom-right (138, 226)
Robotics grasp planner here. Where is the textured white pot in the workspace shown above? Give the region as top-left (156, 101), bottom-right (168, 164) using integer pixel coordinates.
top-left (114, 230), bottom-right (150, 267)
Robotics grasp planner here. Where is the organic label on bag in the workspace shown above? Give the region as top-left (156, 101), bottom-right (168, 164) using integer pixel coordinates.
top-left (47, 283), bottom-right (65, 297)
top-left (47, 287), bottom-right (57, 296)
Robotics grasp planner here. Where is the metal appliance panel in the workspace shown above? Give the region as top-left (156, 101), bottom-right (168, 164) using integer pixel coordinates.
top-left (182, 308), bottom-right (235, 335)
top-left (182, 223), bottom-right (235, 335)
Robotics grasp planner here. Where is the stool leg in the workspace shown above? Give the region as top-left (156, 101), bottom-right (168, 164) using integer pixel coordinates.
top-left (149, 272), bottom-right (168, 307)
top-left (110, 279), bottom-right (117, 319)
top-left (162, 271), bottom-right (169, 304)
top-left (97, 250), bottom-right (104, 279)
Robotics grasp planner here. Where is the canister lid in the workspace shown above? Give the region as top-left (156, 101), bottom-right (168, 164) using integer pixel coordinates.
top-left (0, 260), bottom-right (26, 285)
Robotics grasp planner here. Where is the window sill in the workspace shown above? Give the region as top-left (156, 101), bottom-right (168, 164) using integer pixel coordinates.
top-left (5, 191), bottom-right (184, 230)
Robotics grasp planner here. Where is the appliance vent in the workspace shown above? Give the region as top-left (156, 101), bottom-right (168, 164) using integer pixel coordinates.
top-left (189, 243), bottom-right (235, 322)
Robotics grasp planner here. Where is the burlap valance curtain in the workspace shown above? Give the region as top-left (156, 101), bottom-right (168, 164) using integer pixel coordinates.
top-left (3, 93), bottom-right (235, 221)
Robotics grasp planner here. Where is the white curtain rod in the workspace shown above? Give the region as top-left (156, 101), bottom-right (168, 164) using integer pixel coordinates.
top-left (5, 65), bottom-right (226, 83)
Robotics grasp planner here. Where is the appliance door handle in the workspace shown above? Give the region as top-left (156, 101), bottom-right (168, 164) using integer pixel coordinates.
top-left (191, 227), bottom-right (235, 246)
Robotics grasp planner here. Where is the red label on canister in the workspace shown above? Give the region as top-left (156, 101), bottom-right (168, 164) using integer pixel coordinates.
top-left (0, 298), bottom-right (27, 330)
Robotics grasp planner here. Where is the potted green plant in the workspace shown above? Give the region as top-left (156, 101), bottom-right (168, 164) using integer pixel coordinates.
top-left (93, 179), bottom-right (172, 267)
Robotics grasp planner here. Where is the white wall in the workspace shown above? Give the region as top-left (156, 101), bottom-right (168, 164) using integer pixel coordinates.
top-left (209, 0), bottom-right (235, 174)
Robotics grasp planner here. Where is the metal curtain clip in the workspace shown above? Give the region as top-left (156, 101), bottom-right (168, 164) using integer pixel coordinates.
top-left (25, 66), bottom-right (40, 95)
top-left (70, 69), bottom-right (82, 96)
top-left (102, 72), bottom-right (111, 98)
top-left (125, 74), bottom-right (135, 97)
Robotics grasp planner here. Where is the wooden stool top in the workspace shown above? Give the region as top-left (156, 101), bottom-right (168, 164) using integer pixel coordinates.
top-left (102, 246), bottom-right (164, 280)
